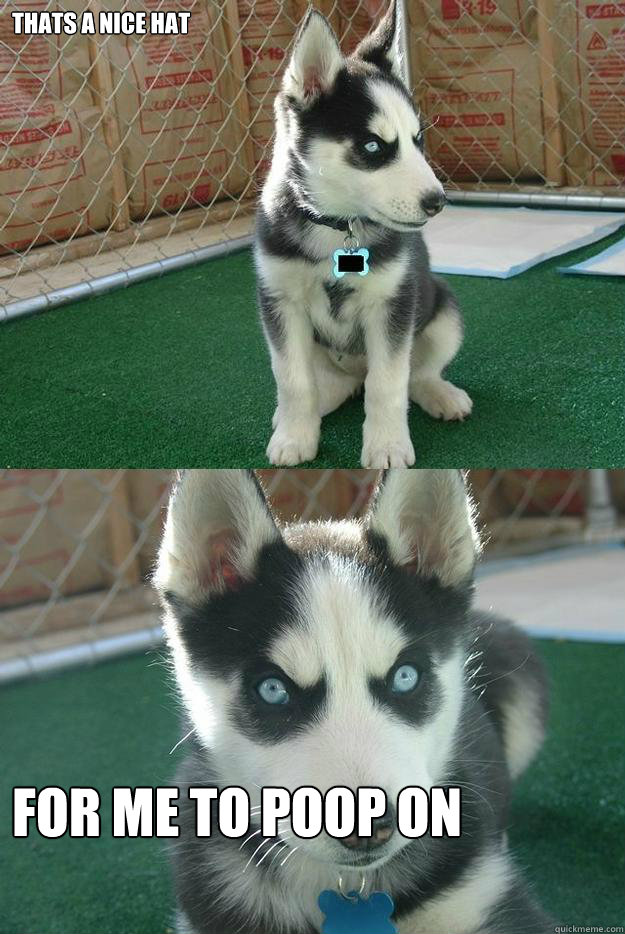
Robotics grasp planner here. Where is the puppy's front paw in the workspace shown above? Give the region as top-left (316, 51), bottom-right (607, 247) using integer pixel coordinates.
top-left (267, 420), bottom-right (320, 465)
top-left (411, 378), bottom-right (473, 421)
top-left (361, 426), bottom-right (415, 468)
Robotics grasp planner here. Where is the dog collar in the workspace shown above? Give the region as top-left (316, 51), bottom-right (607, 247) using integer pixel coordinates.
top-left (299, 208), bottom-right (376, 233)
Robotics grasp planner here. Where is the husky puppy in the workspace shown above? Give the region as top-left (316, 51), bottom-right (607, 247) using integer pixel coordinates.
top-left (255, 2), bottom-right (473, 467)
top-left (155, 469), bottom-right (553, 934)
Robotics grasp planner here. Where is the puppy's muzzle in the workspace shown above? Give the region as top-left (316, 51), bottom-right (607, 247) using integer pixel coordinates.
top-left (339, 810), bottom-right (395, 851)
top-left (421, 190), bottom-right (447, 217)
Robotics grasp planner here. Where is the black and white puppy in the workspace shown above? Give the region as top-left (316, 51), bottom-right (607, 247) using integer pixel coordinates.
top-left (155, 469), bottom-right (553, 934)
top-left (255, 2), bottom-right (472, 467)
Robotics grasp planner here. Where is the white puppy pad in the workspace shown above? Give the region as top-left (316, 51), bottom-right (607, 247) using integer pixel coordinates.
top-left (475, 547), bottom-right (625, 643)
top-left (559, 235), bottom-right (625, 277)
top-left (423, 205), bottom-right (625, 279)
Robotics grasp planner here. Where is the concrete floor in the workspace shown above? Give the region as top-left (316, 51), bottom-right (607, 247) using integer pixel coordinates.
top-left (476, 544), bottom-right (625, 642)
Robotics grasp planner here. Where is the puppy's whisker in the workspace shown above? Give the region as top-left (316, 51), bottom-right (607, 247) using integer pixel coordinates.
top-left (280, 845), bottom-right (299, 868)
top-left (239, 828), bottom-right (262, 851)
top-left (256, 838), bottom-right (289, 867)
top-left (169, 729), bottom-right (194, 756)
top-left (243, 838), bottom-right (274, 873)
top-left (269, 842), bottom-right (290, 868)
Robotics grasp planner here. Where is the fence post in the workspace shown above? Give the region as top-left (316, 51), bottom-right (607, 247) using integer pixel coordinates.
top-left (586, 469), bottom-right (617, 535)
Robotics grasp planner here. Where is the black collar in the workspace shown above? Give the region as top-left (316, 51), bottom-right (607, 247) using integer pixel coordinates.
top-left (297, 207), bottom-right (378, 233)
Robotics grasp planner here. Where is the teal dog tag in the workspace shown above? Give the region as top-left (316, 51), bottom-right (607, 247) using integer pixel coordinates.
top-left (333, 248), bottom-right (370, 278)
top-left (319, 889), bottom-right (397, 934)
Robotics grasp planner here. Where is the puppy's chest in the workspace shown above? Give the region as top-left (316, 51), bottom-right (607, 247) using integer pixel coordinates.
top-left (316, 276), bottom-right (363, 334)
top-left (304, 262), bottom-right (403, 349)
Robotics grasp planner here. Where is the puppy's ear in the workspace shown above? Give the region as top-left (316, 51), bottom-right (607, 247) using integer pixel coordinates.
top-left (353, 0), bottom-right (404, 83)
top-left (366, 470), bottom-right (480, 587)
top-left (154, 470), bottom-right (280, 604)
top-left (283, 9), bottom-right (343, 105)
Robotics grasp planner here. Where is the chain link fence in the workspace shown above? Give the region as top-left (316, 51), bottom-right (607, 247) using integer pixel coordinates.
top-left (1, 1), bottom-right (623, 317)
top-left (1, 468), bottom-right (623, 682)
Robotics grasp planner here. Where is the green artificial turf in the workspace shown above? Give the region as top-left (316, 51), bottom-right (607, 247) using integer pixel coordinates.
top-left (2, 229), bottom-right (624, 469)
top-left (0, 639), bottom-right (624, 933)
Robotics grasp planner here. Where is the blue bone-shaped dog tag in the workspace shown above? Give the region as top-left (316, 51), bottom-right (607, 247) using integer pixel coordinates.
top-left (333, 248), bottom-right (370, 278)
top-left (319, 889), bottom-right (397, 934)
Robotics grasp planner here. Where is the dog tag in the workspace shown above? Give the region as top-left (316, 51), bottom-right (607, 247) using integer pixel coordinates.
top-left (333, 248), bottom-right (370, 278)
top-left (319, 888), bottom-right (397, 934)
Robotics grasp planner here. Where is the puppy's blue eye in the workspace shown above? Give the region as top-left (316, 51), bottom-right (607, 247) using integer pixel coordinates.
top-left (257, 677), bottom-right (290, 705)
top-left (391, 664), bottom-right (419, 694)
top-left (364, 140), bottom-right (381, 153)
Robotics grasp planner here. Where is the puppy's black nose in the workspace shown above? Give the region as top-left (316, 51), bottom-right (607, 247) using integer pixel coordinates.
top-left (421, 190), bottom-right (446, 217)
top-left (339, 812), bottom-right (395, 850)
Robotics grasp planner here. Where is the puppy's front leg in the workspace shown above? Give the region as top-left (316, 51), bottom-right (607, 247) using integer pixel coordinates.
top-left (361, 317), bottom-right (415, 468)
top-left (265, 301), bottom-right (321, 466)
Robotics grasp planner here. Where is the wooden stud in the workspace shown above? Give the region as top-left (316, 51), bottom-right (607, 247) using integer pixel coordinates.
top-left (536, 2), bottom-right (566, 187)
top-left (221, 0), bottom-right (258, 186)
top-left (106, 472), bottom-right (141, 590)
top-left (86, 0), bottom-right (131, 232)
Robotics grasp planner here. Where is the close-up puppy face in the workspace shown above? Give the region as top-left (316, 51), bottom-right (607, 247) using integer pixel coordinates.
top-left (156, 470), bottom-right (478, 869)
top-left (278, 4), bottom-right (446, 229)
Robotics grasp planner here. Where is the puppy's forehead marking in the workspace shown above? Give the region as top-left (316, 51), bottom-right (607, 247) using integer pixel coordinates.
top-left (268, 555), bottom-right (409, 688)
top-left (368, 79), bottom-right (420, 141)
top-left (367, 116), bottom-right (398, 145)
